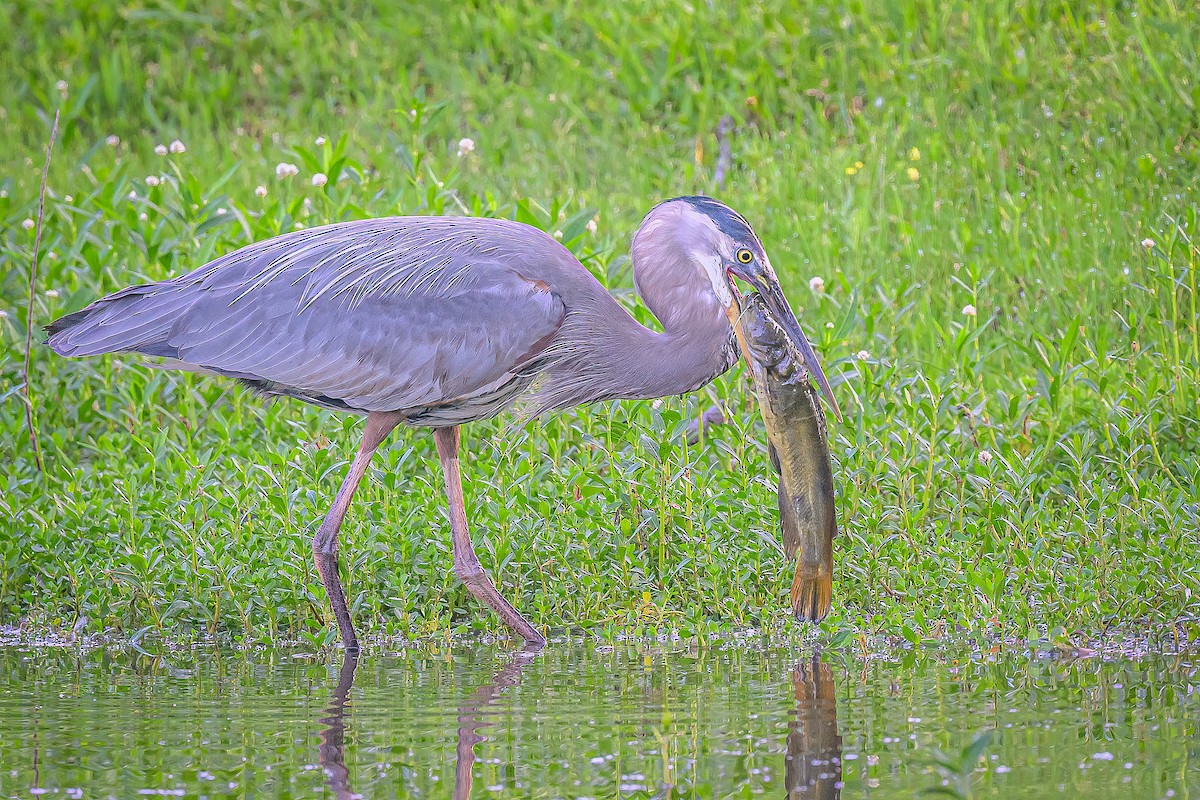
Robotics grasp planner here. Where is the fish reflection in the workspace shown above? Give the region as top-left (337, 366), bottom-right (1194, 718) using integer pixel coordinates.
top-left (316, 647), bottom-right (539, 800)
top-left (785, 656), bottom-right (842, 799)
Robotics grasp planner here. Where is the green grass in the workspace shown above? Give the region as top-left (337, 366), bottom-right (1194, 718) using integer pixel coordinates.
top-left (1, 1), bottom-right (1198, 648)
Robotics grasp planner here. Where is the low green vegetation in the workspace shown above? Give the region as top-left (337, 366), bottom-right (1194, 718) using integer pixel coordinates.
top-left (2, 1), bottom-right (1197, 648)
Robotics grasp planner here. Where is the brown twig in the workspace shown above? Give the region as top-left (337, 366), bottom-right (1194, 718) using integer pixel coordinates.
top-left (714, 115), bottom-right (733, 191)
top-left (22, 109), bottom-right (60, 475)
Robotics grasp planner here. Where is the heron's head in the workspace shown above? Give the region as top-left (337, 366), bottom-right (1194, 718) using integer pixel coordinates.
top-left (632, 196), bottom-right (840, 419)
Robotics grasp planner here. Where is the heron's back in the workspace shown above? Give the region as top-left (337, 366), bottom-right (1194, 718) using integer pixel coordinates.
top-left (46, 217), bottom-right (575, 421)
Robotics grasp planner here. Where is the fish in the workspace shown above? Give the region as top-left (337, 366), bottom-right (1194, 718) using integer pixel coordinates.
top-left (738, 291), bottom-right (838, 622)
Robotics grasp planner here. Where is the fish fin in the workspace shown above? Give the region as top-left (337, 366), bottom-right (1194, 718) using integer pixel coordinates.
top-left (779, 479), bottom-right (802, 558)
top-left (791, 563), bottom-right (832, 623)
top-left (767, 442), bottom-right (782, 475)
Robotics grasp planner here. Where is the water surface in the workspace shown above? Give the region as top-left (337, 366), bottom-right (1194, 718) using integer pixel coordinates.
top-left (0, 640), bottom-right (1195, 798)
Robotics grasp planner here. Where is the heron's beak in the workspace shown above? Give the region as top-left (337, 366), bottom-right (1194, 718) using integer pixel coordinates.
top-left (727, 265), bottom-right (842, 422)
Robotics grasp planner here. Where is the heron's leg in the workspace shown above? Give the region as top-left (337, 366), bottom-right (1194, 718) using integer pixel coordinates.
top-left (433, 426), bottom-right (546, 646)
top-left (314, 412), bottom-right (402, 653)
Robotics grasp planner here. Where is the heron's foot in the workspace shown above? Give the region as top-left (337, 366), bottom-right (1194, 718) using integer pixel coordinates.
top-left (456, 565), bottom-right (546, 646)
top-left (314, 550), bottom-right (360, 654)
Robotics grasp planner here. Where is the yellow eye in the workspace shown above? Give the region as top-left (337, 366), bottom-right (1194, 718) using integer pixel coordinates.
top-left (736, 248), bottom-right (754, 264)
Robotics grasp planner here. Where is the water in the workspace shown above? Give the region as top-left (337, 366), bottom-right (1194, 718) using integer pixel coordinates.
top-left (0, 641), bottom-right (1196, 798)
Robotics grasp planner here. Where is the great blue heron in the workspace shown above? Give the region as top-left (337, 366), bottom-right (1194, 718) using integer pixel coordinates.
top-left (46, 196), bottom-right (838, 651)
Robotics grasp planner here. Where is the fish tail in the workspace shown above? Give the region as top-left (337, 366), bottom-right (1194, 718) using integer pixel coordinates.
top-left (791, 563), bottom-right (832, 623)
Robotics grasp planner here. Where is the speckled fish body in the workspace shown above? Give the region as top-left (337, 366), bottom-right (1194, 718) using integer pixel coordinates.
top-left (740, 293), bottom-right (837, 622)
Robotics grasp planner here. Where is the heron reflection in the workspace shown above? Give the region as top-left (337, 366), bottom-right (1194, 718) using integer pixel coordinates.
top-left (317, 653), bottom-right (360, 800)
top-left (316, 647), bottom-right (538, 799)
top-left (785, 655), bottom-right (842, 799)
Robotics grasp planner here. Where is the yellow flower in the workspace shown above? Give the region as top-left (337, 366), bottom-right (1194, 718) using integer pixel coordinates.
top-left (845, 166), bottom-right (857, 176)
top-left (907, 167), bottom-right (920, 181)
top-left (909, 147), bottom-right (921, 161)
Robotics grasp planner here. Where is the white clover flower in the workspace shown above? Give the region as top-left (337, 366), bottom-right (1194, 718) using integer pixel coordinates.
top-left (45, 289), bottom-right (59, 298)
top-left (553, 230), bottom-right (563, 239)
top-left (275, 162), bottom-right (299, 178)
top-left (586, 218), bottom-right (598, 234)
top-left (825, 321), bottom-right (834, 329)
top-left (962, 303), bottom-right (977, 317)
top-left (978, 450), bottom-right (993, 465)
top-left (216, 208), bottom-right (226, 215)
top-left (809, 276), bottom-right (825, 293)
top-left (315, 136), bottom-right (326, 146)
top-left (138, 212), bottom-right (148, 221)
top-left (1140, 238), bottom-right (1155, 249)
top-left (105, 135), bottom-right (120, 147)
top-left (457, 137), bottom-right (475, 156)
top-left (311, 172), bottom-right (328, 187)
top-left (55, 79), bottom-right (68, 94)
top-left (127, 190), bottom-right (137, 199)
top-left (145, 175), bottom-right (160, 186)
top-left (154, 143), bottom-right (168, 156)
top-left (169, 139), bottom-right (186, 154)
top-left (856, 350), bottom-right (870, 361)
top-left (64, 195), bottom-right (72, 203)
top-left (255, 185), bottom-right (268, 197)
top-left (21, 218), bottom-right (35, 230)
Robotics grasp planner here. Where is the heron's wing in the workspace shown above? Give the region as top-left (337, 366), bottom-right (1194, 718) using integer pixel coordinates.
top-left (60, 218), bottom-right (568, 412)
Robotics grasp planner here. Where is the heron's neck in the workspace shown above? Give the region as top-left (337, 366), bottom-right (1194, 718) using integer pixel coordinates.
top-left (608, 305), bottom-right (736, 400)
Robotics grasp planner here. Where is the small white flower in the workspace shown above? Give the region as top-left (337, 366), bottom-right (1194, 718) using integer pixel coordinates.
top-left (311, 172), bottom-right (328, 187)
top-left (457, 137), bottom-right (475, 156)
top-left (145, 175), bottom-right (160, 186)
top-left (55, 79), bottom-right (68, 93)
top-left (586, 218), bottom-right (598, 234)
top-left (275, 162), bottom-right (299, 178)
top-left (0, 310), bottom-right (8, 319)
top-left (127, 190), bottom-right (137, 199)
top-left (255, 185), bottom-right (268, 197)
top-left (978, 450), bottom-right (993, 465)
top-left (553, 230), bottom-right (563, 240)
top-left (154, 143), bottom-right (168, 156)
top-left (21, 218), bottom-right (34, 230)
top-left (45, 289), bottom-right (59, 298)
top-left (64, 195), bottom-right (72, 203)
top-left (856, 350), bottom-right (870, 361)
top-left (215, 208), bottom-right (226, 215)
top-left (105, 135), bottom-right (120, 147)
top-left (169, 139), bottom-right (186, 154)
top-left (1140, 238), bottom-right (1155, 249)
top-left (138, 212), bottom-right (148, 221)
top-left (809, 276), bottom-right (825, 293)
top-left (293, 222), bottom-right (305, 229)
top-left (825, 321), bottom-right (834, 329)
top-left (962, 303), bottom-right (977, 317)
top-left (315, 136), bottom-right (326, 146)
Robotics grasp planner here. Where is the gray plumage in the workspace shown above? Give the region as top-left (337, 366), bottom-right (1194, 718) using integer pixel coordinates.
top-left (46, 196), bottom-right (837, 650)
top-left (48, 211), bottom-right (739, 425)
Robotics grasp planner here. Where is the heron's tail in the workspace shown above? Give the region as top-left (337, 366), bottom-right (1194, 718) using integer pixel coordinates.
top-left (45, 282), bottom-right (181, 358)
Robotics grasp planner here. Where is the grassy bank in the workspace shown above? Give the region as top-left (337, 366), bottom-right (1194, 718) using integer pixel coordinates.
top-left (2, 1), bottom-right (1198, 647)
